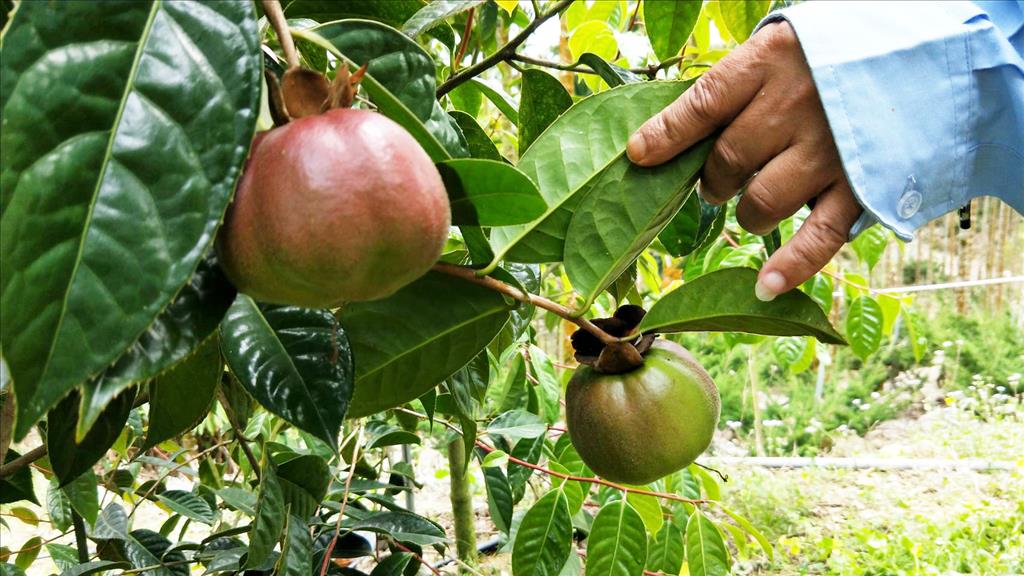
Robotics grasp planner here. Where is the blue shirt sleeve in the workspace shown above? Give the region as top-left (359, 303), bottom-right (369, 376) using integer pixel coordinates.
top-left (759, 1), bottom-right (1024, 241)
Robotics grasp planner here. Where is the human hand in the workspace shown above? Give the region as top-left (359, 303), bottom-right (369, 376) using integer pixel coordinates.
top-left (627, 22), bottom-right (862, 301)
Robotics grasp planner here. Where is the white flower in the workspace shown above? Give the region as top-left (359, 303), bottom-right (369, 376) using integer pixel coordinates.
top-left (942, 340), bottom-right (953, 348)
top-left (870, 391), bottom-right (881, 399)
top-left (852, 398), bottom-right (862, 406)
top-left (996, 386), bottom-right (1006, 392)
top-left (726, 420), bottom-right (743, 430)
top-left (859, 403), bottom-right (871, 411)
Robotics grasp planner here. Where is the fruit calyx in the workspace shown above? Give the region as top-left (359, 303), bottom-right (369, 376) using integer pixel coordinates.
top-left (570, 304), bottom-right (656, 374)
top-left (270, 63), bottom-right (369, 124)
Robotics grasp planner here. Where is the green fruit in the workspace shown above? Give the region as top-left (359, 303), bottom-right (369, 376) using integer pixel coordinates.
top-left (216, 108), bottom-right (450, 307)
top-left (565, 340), bottom-right (719, 485)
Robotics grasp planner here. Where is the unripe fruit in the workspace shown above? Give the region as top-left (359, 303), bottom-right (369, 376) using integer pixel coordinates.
top-left (566, 340), bottom-right (720, 485)
top-left (217, 108), bottom-right (449, 307)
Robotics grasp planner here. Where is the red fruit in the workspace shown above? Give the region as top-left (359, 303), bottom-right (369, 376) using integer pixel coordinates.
top-left (217, 108), bottom-right (450, 306)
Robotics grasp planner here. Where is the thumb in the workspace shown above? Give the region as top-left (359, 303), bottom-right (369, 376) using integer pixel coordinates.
top-left (754, 184), bottom-right (862, 301)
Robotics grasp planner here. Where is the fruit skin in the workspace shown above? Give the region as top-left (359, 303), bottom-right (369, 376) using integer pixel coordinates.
top-left (216, 108), bottom-right (450, 307)
top-left (565, 340), bottom-right (720, 485)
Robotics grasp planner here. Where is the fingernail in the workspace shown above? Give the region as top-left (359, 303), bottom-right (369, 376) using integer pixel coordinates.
top-left (755, 271), bottom-right (786, 302)
top-left (627, 133), bottom-right (647, 163)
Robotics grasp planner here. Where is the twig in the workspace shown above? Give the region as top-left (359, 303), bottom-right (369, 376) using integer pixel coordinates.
top-left (437, 0), bottom-right (574, 97)
top-left (128, 442), bottom-right (228, 520)
top-left (262, 0), bottom-right (300, 69)
top-left (72, 510), bottom-right (89, 562)
top-left (628, 0), bottom-right (642, 31)
top-left (393, 540), bottom-right (445, 576)
top-left (218, 392), bottom-right (260, 482)
top-left (510, 53), bottom-right (685, 79)
top-left (432, 262), bottom-right (617, 345)
top-left (319, 423), bottom-right (364, 576)
top-left (453, 7), bottom-right (475, 70)
top-left (0, 444), bottom-right (46, 478)
top-left (120, 559), bottom-right (196, 575)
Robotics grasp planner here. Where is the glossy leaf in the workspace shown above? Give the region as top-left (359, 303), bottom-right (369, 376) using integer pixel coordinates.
top-left (565, 139), bottom-right (712, 307)
top-left (487, 410), bottom-right (547, 440)
top-left (548, 462), bottom-right (585, 516)
top-left (483, 466), bottom-right (514, 535)
top-left (846, 295), bottom-right (883, 359)
top-left (277, 454), bottom-right (331, 520)
top-left (46, 478), bottom-right (72, 530)
top-left (221, 295), bottom-right (353, 446)
top-left (449, 111), bottom-right (505, 162)
top-left (577, 53), bottom-right (642, 87)
top-left (512, 489), bottom-right (573, 576)
top-left (646, 522), bottom-right (684, 575)
top-left (156, 490), bottom-right (215, 525)
top-left (402, 0), bottom-right (486, 38)
top-left (714, 503), bottom-right (773, 561)
top-left (569, 20), bottom-right (617, 62)
top-left (467, 79), bottom-right (519, 124)
top-left (92, 503), bottom-right (129, 541)
top-left (281, 515), bottom-right (314, 576)
top-left (801, 274), bottom-right (834, 315)
top-left (144, 337), bottom-right (221, 450)
top-left (487, 81), bottom-right (693, 267)
top-left (508, 434), bottom-right (545, 504)
top-left (852, 225), bottom-right (889, 271)
top-left (518, 69), bottom-right (572, 155)
top-left (527, 345), bottom-right (561, 424)
top-left (13, 537), bottom-right (40, 572)
top-left (439, 159), bottom-right (546, 226)
top-left (586, 500), bottom-right (648, 576)
top-left (58, 561), bottom-right (130, 576)
top-left (0, 450), bottom-right (36, 504)
top-left (365, 421), bottom-right (421, 449)
top-left (62, 471), bottom-right (100, 526)
top-left (684, 510), bottom-right (730, 576)
top-left (342, 271), bottom-right (511, 417)
top-left (217, 487), bottom-right (257, 516)
top-left (126, 529), bottom-right (188, 576)
top-left (48, 388), bottom-right (135, 485)
top-left (659, 195), bottom-right (724, 258)
top-left (878, 293), bottom-right (902, 337)
top-left (247, 462), bottom-right (286, 569)
top-left (718, 0), bottom-right (771, 43)
top-left (283, 0), bottom-right (455, 47)
top-left (644, 0), bottom-right (702, 61)
top-left (0, 1), bottom-right (260, 438)
top-left (349, 511), bottom-right (447, 548)
top-left (640, 268), bottom-right (846, 344)
top-left (299, 21), bottom-right (467, 160)
top-left (77, 256), bottom-right (235, 436)
top-left (626, 490), bottom-right (664, 538)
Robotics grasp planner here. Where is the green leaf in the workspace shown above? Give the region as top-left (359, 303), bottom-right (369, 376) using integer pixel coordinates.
top-left (276, 453), bottom-right (331, 520)
top-left (586, 499), bottom-right (648, 576)
top-left (47, 477), bottom-right (73, 530)
top-left (527, 345), bottom-right (561, 424)
top-left (401, 0), bottom-right (486, 38)
top-left (568, 20), bottom-right (617, 62)
top-left (365, 421), bottom-right (421, 449)
top-left (644, 0), bottom-right (702, 61)
top-left (77, 256), bottom-right (235, 437)
top-left (48, 388), bottom-right (135, 485)
top-left (487, 81), bottom-right (693, 268)
top-left (125, 529), bottom-right (188, 576)
top-left (349, 511), bottom-right (447, 549)
top-left (851, 225), bottom-right (889, 271)
top-left (371, 553), bottom-right (414, 576)
top-left (577, 53), bottom-right (642, 88)
top-left (144, 337), bottom-right (221, 450)
top-left (246, 462), bottom-right (286, 569)
top-left (518, 69), bottom-right (573, 155)
top-left (565, 139), bottom-right (712, 307)
top-left (0, 565), bottom-right (25, 576)
top-left (449, 82), bottom-right (483, 116)
top-left (220, 296), bottom-right (353, 446)
top-left (658, 194), bottom-right (724, 258)
top-left (640, 268), bottom-right (846, 344)
top-left (512, 489), bottom-right (573, 576)
top-left (439, 159), bottom-right (546, 226)
top-left (449, 111), bottom-right (505, 162)
top-left (283, 0), bottom-right (456, 47)
top-left (92, 503), bottom-right (129, 541)
top-left (646, 522), bottom-right (684, 575)
top-left (58, 561), bottom-right (131, 576)
top-left (846, 295), bottom-right (883, 359)
top-left (508, 434), bottom-right (545, 504)
top-left (801, 274), bottom-right (834, 315)
top-left (217, 487), bottom-right (257, 516)
top-left (718, 0), bottom-right (771, 43)
top-left (684, 509), bottom-right (730, 576)
top-left (482, 466), bottom-right (514, 535)
top-left (1, 1), bottom-right (261, 438)
top-left (713, 503), bottom-right (773, 561)
top-left (156, 490), bottom-right (215, 525)
top-left (547, 462), bottom-right (585, 516)
top-left (45, 545), bottom-right (78, 573)
top-left (297, 21), bottom-right (467, 160)
top-left (626, 490), bottom-right (664, 537)
top-left (14, 536), bottom-right (40, 571)
top-left (467, 79), bottom-right (520, 124)
top-left (487, 410), bottom-right (547, 440)
top-left (0, 450), bottom-right (36, 504)
top-left (62, 470), bottom-right (99, 525)
top-left (878, 294), bottom-right (902, 337)
top-left (342, 271), bottom-right (511, 417)
top-left (281, 515), bottom-right (313, 576)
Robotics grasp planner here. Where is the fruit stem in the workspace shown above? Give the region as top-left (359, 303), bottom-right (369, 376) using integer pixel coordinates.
top-left (262, 0), bottom-right (300, 70)
top-left (433, 263), bottom-right (618, 346)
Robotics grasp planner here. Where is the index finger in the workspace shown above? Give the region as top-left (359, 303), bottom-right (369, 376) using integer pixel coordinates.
top-left (627, 39), bottom-right (767, 167)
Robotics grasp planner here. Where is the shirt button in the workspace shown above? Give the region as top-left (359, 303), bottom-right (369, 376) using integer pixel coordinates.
top-left (898, 176), bottom-right (922, 219)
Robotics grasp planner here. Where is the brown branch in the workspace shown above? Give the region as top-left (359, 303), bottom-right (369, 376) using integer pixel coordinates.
top-left (454, 7), bottom-right (475, 71)
top-left (0, 444), bottom-right (46, 478)
top-left (432, 262), bottom-right (617, 345)
top-left (437, 0), bottom-right (574, 97)
top-left (511, 53), bottom-right (686, 79)
top-left (319, 424), bottom-right (364, 576)
top-left (262, 0), bottom-right (300, 69)
top-left (628, 0), bottom-right (642, 31)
